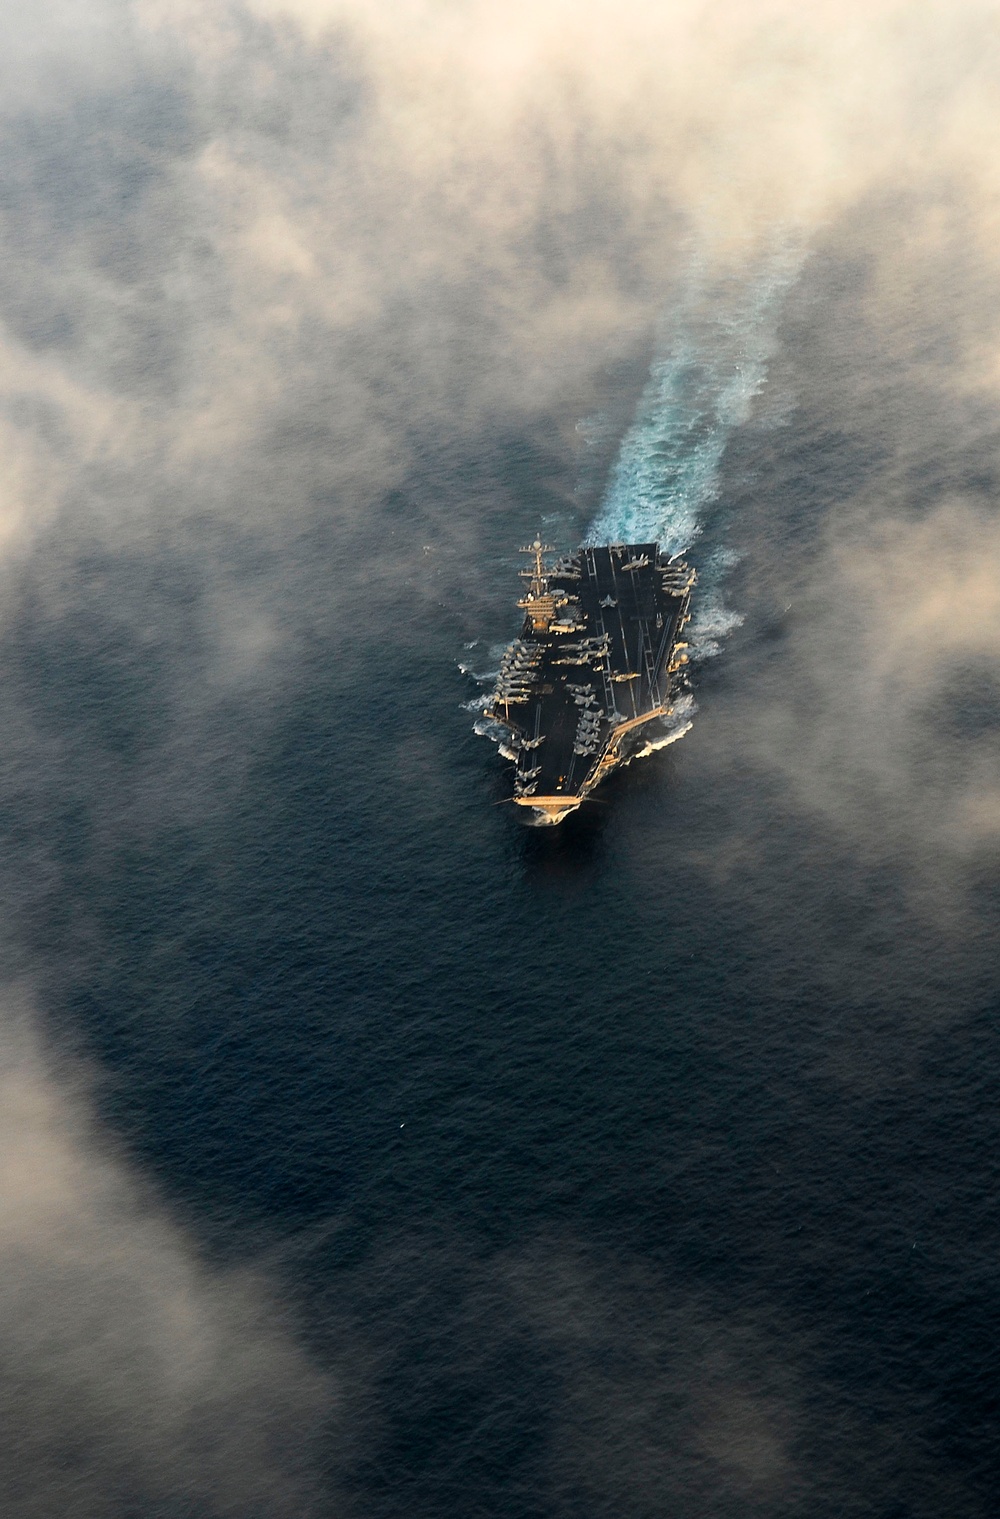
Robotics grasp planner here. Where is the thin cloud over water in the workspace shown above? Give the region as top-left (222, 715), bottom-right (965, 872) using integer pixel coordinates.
top-left (0, 2), bottom-right (998, 1514)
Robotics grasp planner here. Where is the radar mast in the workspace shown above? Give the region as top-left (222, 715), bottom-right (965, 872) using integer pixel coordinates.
top-left (517, 539), bottom-right (557, 631)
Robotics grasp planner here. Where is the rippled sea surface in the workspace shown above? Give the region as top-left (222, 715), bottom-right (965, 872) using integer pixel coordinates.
top-left (3, 17), bottom-right (1000, 1515)
top-left (8, 262), bottom-right (1000, 1517)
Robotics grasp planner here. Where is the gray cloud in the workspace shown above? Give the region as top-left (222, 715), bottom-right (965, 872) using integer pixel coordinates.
top-left (0, 0), bottom-right (996, 693)
top-left (0, 989), bottom-right (333, 1517)
top-left (1, 2), bottom-right (999, 1512)
top-left (694, 195), bottom-right (1000, 890)
top-left (749, 501), bottom-right (1000, 857)
top-left (308, 1233), bottom-right (981, 1519)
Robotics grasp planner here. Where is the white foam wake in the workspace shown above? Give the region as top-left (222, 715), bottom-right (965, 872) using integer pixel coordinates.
top-left (585, 244), bottom-right (801, 565)
top-left (578, 243), bottom-right (803, 765)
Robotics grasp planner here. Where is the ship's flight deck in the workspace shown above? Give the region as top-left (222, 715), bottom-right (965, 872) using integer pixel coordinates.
top-left (485, 541), bottom-right (695, 824)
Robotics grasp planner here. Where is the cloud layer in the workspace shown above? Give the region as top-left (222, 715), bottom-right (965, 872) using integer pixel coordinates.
top-left (0, 992), bottom-right (332, 1517)
top-left (3, 0), bottom-right (999, 565)
top-left (1, 2), bottom-right (999, 1513)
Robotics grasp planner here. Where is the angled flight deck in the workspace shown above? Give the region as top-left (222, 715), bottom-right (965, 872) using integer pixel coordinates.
top-left (484, 541), bottom-right (696, 824)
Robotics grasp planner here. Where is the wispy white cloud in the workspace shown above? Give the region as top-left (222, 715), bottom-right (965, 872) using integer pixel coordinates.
top-left (0, 989), bottom-right (332, 1515)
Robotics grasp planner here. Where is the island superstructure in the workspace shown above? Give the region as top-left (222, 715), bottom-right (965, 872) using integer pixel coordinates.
top-left (483, 541), bottom-right (696, 824)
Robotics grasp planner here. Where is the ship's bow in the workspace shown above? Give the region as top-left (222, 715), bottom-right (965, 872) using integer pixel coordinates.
top-left (515, 795), bottom-right (583, 826)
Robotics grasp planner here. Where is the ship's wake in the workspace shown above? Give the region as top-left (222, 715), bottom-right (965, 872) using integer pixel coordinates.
top-left (584, 243), bottom-right (801, 563)
top-left (577, 242), bottom-right (802, 758)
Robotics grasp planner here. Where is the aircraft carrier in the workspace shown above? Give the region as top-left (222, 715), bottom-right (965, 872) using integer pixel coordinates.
top-left (483, 541), bottom-right (696, 825)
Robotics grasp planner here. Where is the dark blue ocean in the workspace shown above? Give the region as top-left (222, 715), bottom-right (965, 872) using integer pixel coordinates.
top-left (2, 19), bottom-right (1000, 1516)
